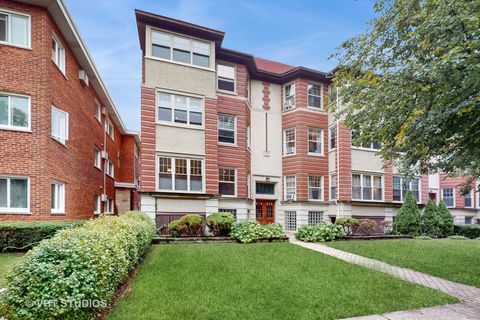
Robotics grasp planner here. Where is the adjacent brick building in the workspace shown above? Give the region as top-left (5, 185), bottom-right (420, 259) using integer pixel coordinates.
top-left (135, 10), bottom-right (479, 230)
top-left (0, 0), bottom-right (140, 221)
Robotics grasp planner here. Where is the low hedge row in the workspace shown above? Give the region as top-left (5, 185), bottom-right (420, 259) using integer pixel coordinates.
top-left (1, 211), bottom-right (156, 320)
top-left (0, 220), bottom-right (85, 252)
top-left (230, 221), bottom-right (286, 243)
top-left (454, 224), bottom-right (480, 239)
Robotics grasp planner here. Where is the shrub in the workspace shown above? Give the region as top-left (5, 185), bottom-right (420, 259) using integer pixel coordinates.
top-left (453, 224), bottom-right (480, 239)
top-left (2, 211), bottom-right (155, 320)
top-left (206, 212), bottom-right (235, 236)
top-left (447, 235), bottom-right (469, 240)
top-left (335, 218), bottom-right (360, 235)
top-left (168, 214), bottom-right (203, 237)
top-left (421, 199), bottom-right (442, 238)
top-left (0, 220), bottom-right (85, 252)
top-left (414, 235), bottom-right (432, 240)
top-left (437, 201), bottom-right (454, 237)
top-left (230, 221), bottom-right (286, 243)
top-left (296, 223), bottom-right (344, 242)
top-left (357, 219), bottom-right (376, 236)
top-left (393, 190), bottom-right (421, 235)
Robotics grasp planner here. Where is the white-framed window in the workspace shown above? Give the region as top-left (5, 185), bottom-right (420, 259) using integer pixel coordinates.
top-left (0, 176), bottom-right (29, 213)
top-left (352, 173), bottom-right (383, 201)
top-left (308, 128), bottom-right (323, 155)
top-left (105, 118), bottom-right (114, 140)
top-left (283, 83), bottom-right (295, 110)
top-left (308, 176), bottom-right (323, 201)
top-left (442, 188), bottom-right (454, 208)
top-left (219, 167), bottom-right (236, 196)
top-left (158, 156), bottom-right (203, 192)
top-left (284, 175), bottom-right (296, 200)
top-left (0, 93), bottom-right (30, 130)
top-left (351, 131), bottom-right (381, 150)
top-left (94, 194), bottom-right (101, 214)
top-left (105, 159), bottom-right (114, 177)
top-left (151, 29), bottom-right (210, 68)
top-left (217, 63), bottom-right (235, 92)
top-left (218, 114), bottom-right (235, 144)
top-left (284, 211), bottom-right (297, 231)
top-left (464, 190), bottom-right (473, 208)
top-left (393, 176), bottom-right (420, 202)
top-left (105, 197), bottom-right (114, 213)
top-left (94, 103), bottom-right (101, 122)
top-left (246, 125), bottom-right (251, 149)
top-left (0, 9), bottom-right (30, 48)
top-left (51, 182), bottom-right (65, 214)
top-left (94, 147), bottom-right (101, 169)
top-left (283, 128), bottom-right (296, 155)
top-left (330, 175), bottom-right (337, 200)
top-left (308, 211), bottom-right (324, 225)
top-left (51, 106), bottom-right (68, 144)
top-left (329, 126), bottom-right (336, 150)
top-left (51, 35), bottom-right (65, 74)
top-left (219, 208), bottom-right (237, 220)
top-left (308, 83), bottom-right (323, 108)
top-left (157, 92), bottom-right (203, 126)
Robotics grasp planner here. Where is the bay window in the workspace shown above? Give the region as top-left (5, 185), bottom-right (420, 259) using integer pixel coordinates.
top-left (308, 176), bottom-right (323, 201)
top-left (284, 176), bottom-right (296, 200)
top-left (0, 176), bottom-right (28, 212)
top-left (308, 83), bottom-right (322, 108)
top-left (218, 114), bottom-right (235, 144)
top-left (284, 128), bottom-right (296, 155)
top-left (283, 83), bottom-right (295, 110)
top-left (158, 156), bottom-right (204, 192)
top-left (308, 128), bottom-right (323, 154)
top-left (352, 173), bottom-right (383, 201)
top-left (219, 167), bottom-right (235, 196)
top-left (157, 92), bottom-right (203, 126)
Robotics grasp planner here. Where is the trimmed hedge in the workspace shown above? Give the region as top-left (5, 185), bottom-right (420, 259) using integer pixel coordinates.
top-left (206, 212), bottom-right (235, 236)
top-left (0, 220), bottom-right (85, 252)
top-left (230, 221), bottom-right (286, 243)
top-left (168, 214), bottom-right (204, 236)
top-left (454, 224), bottom-right (480, 239)
top-left (296, 223), bottom-right (345, 242)
top-left (1, 211), bottom-right (156, 320)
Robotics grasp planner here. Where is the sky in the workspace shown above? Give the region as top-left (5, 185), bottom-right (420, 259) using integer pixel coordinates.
top-left (66, 0), bottom-right (376, 132)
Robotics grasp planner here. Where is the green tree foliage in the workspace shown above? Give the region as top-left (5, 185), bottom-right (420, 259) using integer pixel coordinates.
top-left (437, 200), bottom-right (454, 237)
top-left (421, 199), bottom-right (442, 237)
top-left (394, 191), bottom-right (421, 235)
top-left (331, 0), bottom-right (480, 178)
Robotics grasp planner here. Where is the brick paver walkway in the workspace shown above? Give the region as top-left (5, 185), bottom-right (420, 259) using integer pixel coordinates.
top-left (289, 237), bottom-right (480, 319)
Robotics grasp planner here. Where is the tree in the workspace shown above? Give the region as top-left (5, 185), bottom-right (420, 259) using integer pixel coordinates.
top-left (437, 200), bottom-right (454, 237)
top-left (393, 190), bottom-right (421, 235)
top-left (331, 0), bottom-right (480, 179)
top-left (421, 199), bottom-right (442, 237)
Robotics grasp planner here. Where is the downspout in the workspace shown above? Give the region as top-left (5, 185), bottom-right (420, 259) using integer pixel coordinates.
top-left (335, 89), bottom-right (340, 217)
top-left (103, 110), bottom-right (107, 213)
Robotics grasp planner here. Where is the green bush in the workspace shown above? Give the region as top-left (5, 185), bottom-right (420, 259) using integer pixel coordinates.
top-left (335, 218), bottom-right (360, 235)
top-left (296, 223), bottom-right (345, 242)
top-left (0, 220), bottom-right (85, 252)
top-left (437, 201), bottom-right (454, 237)
top-left (447, 235), bottom-right (469, 240)
top-left (206, 212), bottom-right (235, 236)
top-left (168, 214), bottom-right (203, 237)
top-left (230, 221), bottom-right (286, 243)
top-left (2, 211), bottom-right (155, 320)
top-left (453, 224), bottom-right (480, 239)
top-left (421, 199), bottom-right (442, 238)
top-left (393, 190), bottom-right (421, 235)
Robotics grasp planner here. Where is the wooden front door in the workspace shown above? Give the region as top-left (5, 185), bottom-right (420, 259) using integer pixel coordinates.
top-left (256, 199), bottom-right (275, 224)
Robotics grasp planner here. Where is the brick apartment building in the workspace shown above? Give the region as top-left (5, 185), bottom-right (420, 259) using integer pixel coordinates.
top-left (0, 0), bottom-right (140, 221)
top-left (135, 10), bottom-right (480, 230)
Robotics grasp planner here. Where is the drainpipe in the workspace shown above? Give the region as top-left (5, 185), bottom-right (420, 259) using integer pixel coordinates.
top-left (103, 110), bottom-right (107, 213)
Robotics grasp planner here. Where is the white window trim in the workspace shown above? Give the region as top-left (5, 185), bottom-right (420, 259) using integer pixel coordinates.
top-left (328, 125), bottom-right (336, 151)
top-left (156, 89), bottom-right (205, 128)
top-left (51, 33), bottom-right (66, 75)
top-left (464, 189), bottom-right (474, 208)
top-left (329, 174), bottom-right (337, 200)
top-left (308, 211), bottom-right (324, 226)
top-left (441, 187), bottom-right (456, 208)
top-left (218, 114), bottom-right (236, 146)
top-left (51, 106), bottom-right (69, 145)
top-left (246, 125), bottom-right (251, 150)
top-left (308, 175), bottom-right (324, 201)
top-left (216, 62), bottom-right (236, 94)
top-left (392, 176), bottom-right (421, 204)
top-left (94, 194), bottom-right (101, 215)
top-left (0, 175), bottom-right (30, 214)
top-left (94, 102), bottom-right (102, 123)
top-left (307, 82), bottom-right (323, 109)
top-left (156, 155), bottom-right (205, 193)
top-left (105, 118), bottom-right (114, 141)
top-left (104, 197), bottom-right (114, 214)
top-left (283, 128), bottom-right (296, 156)
top-left (284, 175), bottom-right (296, 201)
top-left (283, 82), bottom-right (296, 111)
top-left (94, 147), bottom-right (101, 170)
top-left (307, 128), bottom-right (324, 156)
top-left (0, 8), bottom-right (31, 49)
top-left (219, 167), bottom-right (237, 197)
top-left (105, 159), bottom-right (114, 178)
top-left (51, 181), bottom-right (65, 214)
top-left (352, 173), bottom-right (384, 202)
top-left (0, 92), bottom-right (31, 132)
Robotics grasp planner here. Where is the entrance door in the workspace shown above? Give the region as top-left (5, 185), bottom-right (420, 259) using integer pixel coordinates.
top-left (256, 199), bottom-right (275, 224)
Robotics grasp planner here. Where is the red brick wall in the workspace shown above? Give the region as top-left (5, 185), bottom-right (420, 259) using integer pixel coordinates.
top-left (337, 121), bottom-right (352, 201)
top-left (140, 85), bottom-right (156, 192)
top-left (204, 97), bottom-right (218, 194)
top-left (439, 174), bottom-right (476, 209)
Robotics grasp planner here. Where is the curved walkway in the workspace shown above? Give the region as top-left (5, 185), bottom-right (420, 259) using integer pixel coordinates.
top-left (289, 237), bottom-right (480, 320)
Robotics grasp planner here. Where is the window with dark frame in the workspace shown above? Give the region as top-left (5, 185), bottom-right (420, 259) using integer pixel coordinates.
top-left (256, 182), bottom-right (275, 195)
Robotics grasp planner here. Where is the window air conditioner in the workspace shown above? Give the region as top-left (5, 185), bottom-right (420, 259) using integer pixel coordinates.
top-left (78, 70), bottom-right (89, 86)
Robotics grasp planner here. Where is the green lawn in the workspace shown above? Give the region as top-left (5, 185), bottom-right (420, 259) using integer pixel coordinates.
top-left (0, 253), bottom-right (24, 287)
top-left (108, 243), bottom-right (456, 320)
top-left (328, 239), bottom-right (480, 287)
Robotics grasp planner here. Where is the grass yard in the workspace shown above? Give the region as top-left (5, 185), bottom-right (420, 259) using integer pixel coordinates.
top-left (0, 253), bottom-right (24, 287)
top-left (328, 239), bottom-right (480, 287)
top-left (108, 243), bottom-right (456, 320)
